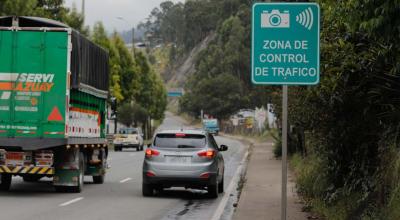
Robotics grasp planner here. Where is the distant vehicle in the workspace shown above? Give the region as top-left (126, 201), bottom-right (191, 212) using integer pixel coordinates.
top-left (142, 129), bottom-right (228, 198)
top-left (114, 128), bottom-right (144, 151)
top-left (203, 119), bottom-right (220, 135)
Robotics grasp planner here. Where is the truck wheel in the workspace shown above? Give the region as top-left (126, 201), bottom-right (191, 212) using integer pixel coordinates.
top-left (142, 183), bottom-right (154, 197)
top-left (23, 175), bottom-right (42, 182)
top-left (55, 186), bottom-right (67, 193)
top-left (71, 153), bottom-right (85, 193)
top-left (0, 174), bottom-right (12, 191)
top-left (93, 174), bottom-right (105, 184)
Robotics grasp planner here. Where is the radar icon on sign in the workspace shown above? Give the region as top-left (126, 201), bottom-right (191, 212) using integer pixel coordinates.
top-left (296, 7), bottom-right (314, 30)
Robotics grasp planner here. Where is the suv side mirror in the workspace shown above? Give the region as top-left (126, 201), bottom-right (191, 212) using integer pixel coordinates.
top-left (219, 145), bottom-right (228, 151)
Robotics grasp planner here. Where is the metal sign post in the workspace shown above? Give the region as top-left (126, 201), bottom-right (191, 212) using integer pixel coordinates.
top-left (281, 85), bottom-right (288, 219)
top-left (251, 3), bottom-right (320, 220)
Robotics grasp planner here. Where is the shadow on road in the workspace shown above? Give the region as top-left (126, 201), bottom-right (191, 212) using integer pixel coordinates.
top-left (152, 188), bottom-right (212, 200)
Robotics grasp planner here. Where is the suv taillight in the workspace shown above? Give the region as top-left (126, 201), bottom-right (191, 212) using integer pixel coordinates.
top-left (198, 149), bottom-right (216, 158)
top-left (145, 149), bottom-right (160, 157)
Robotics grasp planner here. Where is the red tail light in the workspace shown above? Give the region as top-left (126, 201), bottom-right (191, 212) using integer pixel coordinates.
top-left (200, 172), bottom-right (210, 179)
top-left (146, 171), bottom-right (156, 177)
top-left (197, 149), bottom-right (215, 158)
top-left (175, 133), bottom-right (186, 137)
top-left (145, 149), bottom-right (160, 157)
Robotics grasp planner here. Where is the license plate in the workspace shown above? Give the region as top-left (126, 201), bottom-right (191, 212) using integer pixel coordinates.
top-left (166, 156), bottom-right (191, 164)
top-left (6, 152), bottom-right (23, 160)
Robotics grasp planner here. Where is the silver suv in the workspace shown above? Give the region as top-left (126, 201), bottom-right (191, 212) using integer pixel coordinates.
top-left (142, 129), bottom-right (228, 198)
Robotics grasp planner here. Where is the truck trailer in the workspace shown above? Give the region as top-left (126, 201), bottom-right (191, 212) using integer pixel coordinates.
top-left (0, 16), bottom-right (109, 192)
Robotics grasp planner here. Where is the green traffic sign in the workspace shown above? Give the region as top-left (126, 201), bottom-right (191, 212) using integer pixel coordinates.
top-left (251, 3), bottom-right (320, 85)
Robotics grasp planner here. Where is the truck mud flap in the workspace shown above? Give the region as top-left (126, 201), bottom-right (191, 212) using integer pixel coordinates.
top-left (0, 166), bottom-right (54, 175)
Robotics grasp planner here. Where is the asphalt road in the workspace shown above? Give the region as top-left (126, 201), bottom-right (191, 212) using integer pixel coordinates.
top-left (0, 113), bottom-right (247, 220)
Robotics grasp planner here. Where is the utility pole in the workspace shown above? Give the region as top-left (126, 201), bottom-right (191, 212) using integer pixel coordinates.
top-left (81, 0), bottom-right (85, 17)
top-left (132, 27), bottom-right (136, 59)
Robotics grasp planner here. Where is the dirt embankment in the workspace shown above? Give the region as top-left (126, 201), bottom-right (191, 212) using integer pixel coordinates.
top-left (166, 33), bottom-right (216, 87)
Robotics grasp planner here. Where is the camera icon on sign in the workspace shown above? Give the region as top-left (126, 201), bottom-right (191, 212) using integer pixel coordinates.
top-left (261, 10), bottom-right (290, 28)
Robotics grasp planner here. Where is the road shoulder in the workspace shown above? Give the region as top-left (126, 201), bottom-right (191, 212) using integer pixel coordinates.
top-left (225, 134), bottom-right (308, 220)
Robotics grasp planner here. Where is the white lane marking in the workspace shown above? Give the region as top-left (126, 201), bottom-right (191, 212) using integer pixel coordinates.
top-left (59, 197), bottom-right (84, 207)
top-left (108, 157), bottom-right (113, 161)
top-left (119, 177), bottom-right (132, 183)
top-left (211, 148), bottom-right (249, 220)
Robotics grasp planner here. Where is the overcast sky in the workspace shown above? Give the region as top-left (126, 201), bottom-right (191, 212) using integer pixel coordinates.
top-left (64, 0), bottom-right (182, 32)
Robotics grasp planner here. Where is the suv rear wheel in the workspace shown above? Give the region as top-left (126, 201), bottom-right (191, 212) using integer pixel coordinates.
top-left (142, 183), bottom-right (154, 197)
top-left (218, 176), bottom-right (224, 193)
top-left (207, 178), bottom-right (219, 198)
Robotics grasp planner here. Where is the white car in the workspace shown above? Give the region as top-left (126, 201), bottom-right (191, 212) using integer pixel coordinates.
top-left (114, 128), bottom-right (144, 151)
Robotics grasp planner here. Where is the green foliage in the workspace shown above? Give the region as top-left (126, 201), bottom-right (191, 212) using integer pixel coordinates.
top-left (91, 22), bottom-right (124, 101)
top-left (139, 0), bottom-right (248, 50)
top-left (0, 0), bottom-right (88, 35)
top-left (180, 73), bottom-right (243, 119)
top-left (117, 102), bottom-right (135, 127)
top-left (134, 51), bottom-right (167, 121)
top-left (278, 0), bottom-right (400, 219)
top-left (117, 102), bottom-right (148, 127)
top-left (178, 2), bottom-right (274, 120)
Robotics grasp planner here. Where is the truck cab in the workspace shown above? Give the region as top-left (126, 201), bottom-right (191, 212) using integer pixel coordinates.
top-left (203, 119), bottom-right (219, 135)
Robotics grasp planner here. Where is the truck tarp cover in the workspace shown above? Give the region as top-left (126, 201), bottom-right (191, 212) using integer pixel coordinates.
top-left (0, 16), bottom-right (109, 92)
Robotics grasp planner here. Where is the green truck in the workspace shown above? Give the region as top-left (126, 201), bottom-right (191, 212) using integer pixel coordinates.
top-left (0, 16), bottom-right (109, 192)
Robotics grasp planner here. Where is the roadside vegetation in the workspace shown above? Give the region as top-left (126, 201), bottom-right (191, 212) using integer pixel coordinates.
top-left (144, 0), bottom-right (400, 219)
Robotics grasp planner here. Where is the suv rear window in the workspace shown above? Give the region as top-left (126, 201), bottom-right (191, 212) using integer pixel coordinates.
top-left (154, 133), bottom-right (206, 148)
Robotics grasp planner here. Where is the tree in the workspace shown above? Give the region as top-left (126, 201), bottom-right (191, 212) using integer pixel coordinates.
top-left (117, 103), bottom-right (135, 127)
top-left (91, 22), bottom-right (124, 101)
top-left (180, 73), bottom-right (243, 119)
top-left (0, 0), bottom-right (38, 16)
top-left (134, 51), bottom-right (167, 121)
top-left (111, 34), bottom-right (141, 102)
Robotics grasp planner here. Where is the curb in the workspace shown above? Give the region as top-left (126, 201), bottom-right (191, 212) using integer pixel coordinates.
top-left (210, 134), bottom-right (251, 220)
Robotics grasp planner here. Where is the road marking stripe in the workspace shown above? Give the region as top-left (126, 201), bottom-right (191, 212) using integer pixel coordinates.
top-left (119, 177), bottom-right (132, 183)
top-left (59, 197), bottom-right (84, 207)
top-left (211, 148), bottom-right (249, 220)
